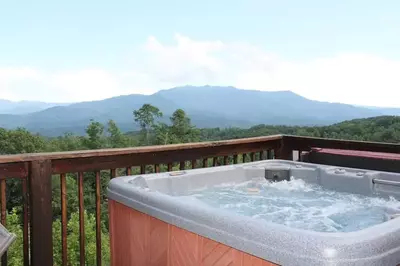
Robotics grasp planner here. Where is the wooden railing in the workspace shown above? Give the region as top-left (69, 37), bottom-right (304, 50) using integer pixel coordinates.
top-left (0, 134), bottom-right (399, 265)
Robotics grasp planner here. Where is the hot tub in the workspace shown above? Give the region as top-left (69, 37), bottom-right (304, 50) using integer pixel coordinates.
top-left (107, 160), bottom-right (400, 266)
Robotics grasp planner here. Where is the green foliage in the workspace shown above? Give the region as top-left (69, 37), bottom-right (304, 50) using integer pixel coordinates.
top-left (151, 109), bottom-right (200, 145)
top-left (7, 207), bottom-right (110, 266)
top-left (199, 116), bottom-right (400, 143)
top-left (83, 119), bottom-right (105, 149)
top-left (52, 210), bottom-right (110, 266)
top-left (133, 104), bottom-right (163, 129)
top-left (107, 119), bottom-right (129, 148)
top-left (0, 128), bottom-right (46, 155)
top-left (151, 122), bottom-right (171, 145)
top-left (52, 174), bottom-right (79, 220)
top-left (47, 133), bottom-right (83, 152)
top-left (133, 104), bottom-right (163, 145)
top-left (6, 208), bottom-right (23, 266)
top-left (169, 109), bottom-right (200, 143)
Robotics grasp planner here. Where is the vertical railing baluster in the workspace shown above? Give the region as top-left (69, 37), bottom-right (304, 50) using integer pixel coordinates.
top-left (126, 167), bottom-right (131, 175)
top-left (22, 178), bottom-right (29, 266)
top-left (223, 156), bottom-right (229, 165)
top-left (212, 157), bottom-right (218, 167)
top-left (110, 169), bottom-right (117, 178)
top-left (78, 172), bottom-right (85, 266)
top-left (95, 171), bottom-right (102, 266)
top-left (276, 140), bottom-right (293, 160)
top-left (259, 151), bottom-right (264, 160)
top-left (242, 153), bottom-right (247, 163)
top-left (60, 174), bottom-right (68, 266)
top-left (1, 179), bottom-right (7, 266)
top-left (267, 150), bottom-right (272, 159)
top-left (191, 160), bottom-right (196, 169)
top-left (179, 162), bottom-right (185, 170)
top-left (140, 165), bottom-right (146, 174)
top-left (233, 154), bottom-right (238, 164)
top-left (154, 164), bottom-right (160, 173)
top-left (250, 152), bottom-right (255, 162)
top-left (167, 163), bottom-right (172, 172)
top-left (202, 158), bottom-right (208, 168)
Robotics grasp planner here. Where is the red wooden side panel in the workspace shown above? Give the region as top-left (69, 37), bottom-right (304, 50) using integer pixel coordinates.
top-left (109, 200), bottom-right (279, 266)
top-left (170, 225), bottom-right (199, 265)
top-left (200, 238), bottom-right (239, 266)
top-left (150, 217), bottom-right (169, 265)
top-left (130, 205), bottom-right (150, 266)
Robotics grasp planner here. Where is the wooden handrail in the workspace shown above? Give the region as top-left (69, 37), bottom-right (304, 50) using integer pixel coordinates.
top-left (0, 135), bottom-right (283, 163)
top-left (1, 134), bottom-right (397, 165)
top-left (282, 135), bottom-right (400, 154)
top-left (0, 135), bottom-right (283, 176)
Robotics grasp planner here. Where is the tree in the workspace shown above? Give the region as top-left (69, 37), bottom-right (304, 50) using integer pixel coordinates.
top-left (107, 120), bottom-right (128, 148)
top-left (48, 132), bottom-right (83, 152)
top-left (83, 119), bottom-right (105, 149)
top-left (169, 109), bottom-right (200, 143)
top-left (133, 104), bottom-right (163, 145)
top-left (152, 122), bottom-right (171, 145)
top-left (0, 128), bottom-right (45, 155)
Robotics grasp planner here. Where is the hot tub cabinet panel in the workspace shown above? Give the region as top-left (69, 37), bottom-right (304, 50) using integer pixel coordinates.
top-left (107, 160), bottom-right (400, 266)
top-left (109, 200), bottom-right (276, 266)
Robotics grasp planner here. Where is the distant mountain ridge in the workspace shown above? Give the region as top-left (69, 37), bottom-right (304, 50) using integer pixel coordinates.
top-left (0, 86), bottom-right (398, 136)
top-left (0, 99), bottom-right (70, 114)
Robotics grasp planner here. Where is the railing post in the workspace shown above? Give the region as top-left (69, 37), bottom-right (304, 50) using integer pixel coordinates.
top-left (275, 138), bottom-right (293, 160)
top-left (29, 159), bottom-right (53, 266)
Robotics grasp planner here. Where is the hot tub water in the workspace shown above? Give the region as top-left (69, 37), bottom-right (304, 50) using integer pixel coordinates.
top-left (187, 177), bottom-right (400, 233)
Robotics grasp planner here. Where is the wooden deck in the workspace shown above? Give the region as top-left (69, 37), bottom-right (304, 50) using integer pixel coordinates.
top-left (0, 134), bottom-right (398, 265)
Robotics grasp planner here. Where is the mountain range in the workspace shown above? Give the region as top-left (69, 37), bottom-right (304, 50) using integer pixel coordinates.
top-left (0, 99), bottom-right (69, 114)
top-left (0, 86), bottom-right (399, 136)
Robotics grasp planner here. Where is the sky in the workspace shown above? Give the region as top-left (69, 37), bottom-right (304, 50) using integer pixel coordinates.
top-left (1, 0), bottom-right (400, 107)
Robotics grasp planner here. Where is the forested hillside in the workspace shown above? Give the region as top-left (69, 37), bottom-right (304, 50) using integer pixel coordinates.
top-left (0, 104), bottom-right (399, 265)
top-left (1, 107), bottom-right (399, 156)
top-left (200, 116), bottom-right (400, 143)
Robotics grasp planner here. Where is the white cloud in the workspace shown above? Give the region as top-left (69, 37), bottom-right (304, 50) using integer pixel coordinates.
top-left (0, 67), bottom-right (121, 102)
top-left (1, 34), bottom-right (400, 107)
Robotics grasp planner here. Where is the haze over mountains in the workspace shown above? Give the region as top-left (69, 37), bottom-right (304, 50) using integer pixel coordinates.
top-left (0, 86), bottom-right (399, 136)
top-left (0, 99), bottom-right (70, 115)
